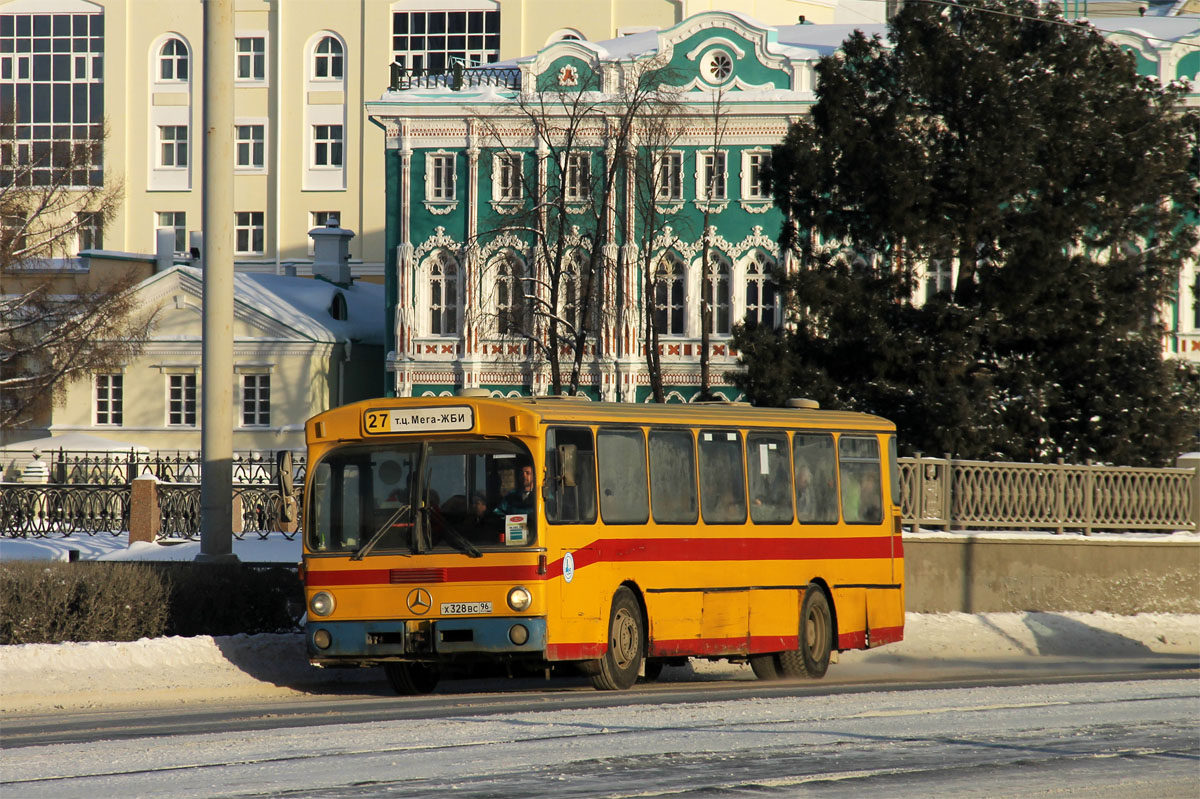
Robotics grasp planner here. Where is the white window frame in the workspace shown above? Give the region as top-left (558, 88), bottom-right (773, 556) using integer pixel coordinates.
top-left (235, 211), bottom-right (265, 255)
top-left (492, 152), bottom-right (523, 203)
top-left (158, 38), bottom-right (189, 83)
top-left (701, 254), bottom-right (733, 336)
top-left (241, 373), bottom-right (271, 427)
top-left (743, 250), bottom-right (778, 328)
top-left (235, 36), bottom-right (266, 82)
top-left (94, 373), bottom-right (123, 426)
top-left (76, 211), bottom-right (103, 253)
top-left (312, 124), bottom-right (343, 168)
top-left (155, 211), bottom-right (187, 255)
top-left (564, 152), bottom-right (590, 203)
top-left (653, 253), bottom-right (687, 337)
top-left (425, 250), bottom-right (460, 337)
top-left (741, 149), bottom-right (770, 201)
top-left (235, 123), bottom-right (265, 170)
top-left (656, 150), bottom-right (684, 202)
top-left (426, 152), bottom-right (457, 203)
top-left (167, 373), bottom-right (197, 427)
top-left (158, 125), bottom-right (188, 169)
top-left (698, 150), bottom-right (727, 201)
top-left (313, 35), bottom-right (345, 81)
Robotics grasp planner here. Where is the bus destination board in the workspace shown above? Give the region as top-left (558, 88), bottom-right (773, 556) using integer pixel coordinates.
top-left (363, 406), bottom-right (475, 435)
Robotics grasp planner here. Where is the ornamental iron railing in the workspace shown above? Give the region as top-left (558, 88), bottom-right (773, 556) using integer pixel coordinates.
top-left (156, 483), bottom-right (301, 541)
top-left (0, 484), bottom-right (129, 537)
top-left (898, 455), bottom-right (1196, 533)
top-left (388, 61), bottom-right (520, 91)
top-left (0, 449), bottom-right (306, 486)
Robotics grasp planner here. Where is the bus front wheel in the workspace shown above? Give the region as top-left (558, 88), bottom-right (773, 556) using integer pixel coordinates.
top-left (777, 585), bottom-right (832, 679)
top-left (590, 587), bottom-right (644, 690)
top-left (384, 661), bottom-right (440, 695)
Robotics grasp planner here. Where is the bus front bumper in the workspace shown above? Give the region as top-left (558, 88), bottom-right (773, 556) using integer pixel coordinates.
top-left (306, 617), bottom-right (547, 662)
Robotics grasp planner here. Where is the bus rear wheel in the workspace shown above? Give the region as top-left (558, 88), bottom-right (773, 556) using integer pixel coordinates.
top-left (777, 585), bottom-right (832, 679)
top-left (749, 654), bottom-right (781, 680)
top-left (384, 661), bottom-right (440, 695)
top-left (590, 587), bottom-right (644, 690)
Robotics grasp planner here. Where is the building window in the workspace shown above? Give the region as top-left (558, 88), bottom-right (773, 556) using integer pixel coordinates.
top-left (653, 254), bottom-right (686, 336)
top-left (700, 151), bottom-right (727, 201)
top-left (241, 374), bottom-right (270, 427)
top-left (428, 251), bottom-right (459, 336)
top-left (236, 37), bottom-right (265, 81)
top-left (564, 152), bottom-right (590, 202)
top-left (392, 8), bottom-right (500, 73)
top-left (309, 210), bottom-right (339, 255)
top-left (313, 36), bottom-right (344, 80)
top-left (561, 250), bottom-right (590, 331)
top-left (156, 211), bottom-right (186, 254)
top-left (76, 211), bottom-right (103, 253)
top-left (235, 211), bottom-right (264, 255)
top-left (744, 250), bottom-right (777, 328)
top-left (235, 124), bottom-right (264, 169)
top-left (427, 153), bottom-right (456, 201)
top-left (701, 49), bottom-right (734, 85)
top-left (159, 37), bottom-right (189, 81)
top-left (656, 152), bottom-right (683, 201)
top-left (95, 374), bottom-right (122, 426)
top-left (312, 125), bottom-right (343, 168)
top-left (158, 125), bottom-right (188, 168)
top-left (495, 253), bottom-right (527, 335)
top-left (0, 10), bottom-right (105, 189)
top-left (702, 255), bottom-right (732, 335)
top-left (925, 259), bottom-right (953, 302)
top-left (743, 151), bottom-right (770, 200)
top-left (168, 374), bottom-right (197, 427)
top-left (1, 213), bottom-right (25, 255)
top-left (493, 153), bottom-right (522, 202)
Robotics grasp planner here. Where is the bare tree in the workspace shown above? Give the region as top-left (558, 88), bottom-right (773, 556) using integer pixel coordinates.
top-left (0, 120), bottom-right (154, 430)
top-left (473, 60), bottom-right (682, 396)
top-left (697, 88), bottom-right (730, 401)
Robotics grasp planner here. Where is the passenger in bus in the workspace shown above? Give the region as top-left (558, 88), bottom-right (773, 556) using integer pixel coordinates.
top-left (795, 464), bottom-right (815, 520)
top-left (498, 462), bottom-right (535, 513)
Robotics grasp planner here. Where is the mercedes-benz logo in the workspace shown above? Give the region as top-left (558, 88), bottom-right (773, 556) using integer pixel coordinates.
top-left (406, 588), bottom-right (432, 615)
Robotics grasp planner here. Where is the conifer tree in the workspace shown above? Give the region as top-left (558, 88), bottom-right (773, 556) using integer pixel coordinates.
top-left (736, 0), bottom-right (1199, 465)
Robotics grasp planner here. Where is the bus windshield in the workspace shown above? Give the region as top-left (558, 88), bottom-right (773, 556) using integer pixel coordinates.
top-left (307, 440), bottom-right (536, 556)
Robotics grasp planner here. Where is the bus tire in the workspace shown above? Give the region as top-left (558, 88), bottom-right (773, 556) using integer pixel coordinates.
top-left (749, 654), bottom-right (781, 680)
top-left (778, 585), bottom-right (832, 679)
top-left (590, 587), bottom-right (644, 690)
top-left (384, 662), bottom-right (440, 695)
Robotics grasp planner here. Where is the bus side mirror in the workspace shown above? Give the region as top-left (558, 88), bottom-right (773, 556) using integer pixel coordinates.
top-left (557, 444), bottom-right (578, 488)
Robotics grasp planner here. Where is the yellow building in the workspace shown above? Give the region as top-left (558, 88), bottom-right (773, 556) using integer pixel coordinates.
top-left (0, 0), bottom-right (885, 283)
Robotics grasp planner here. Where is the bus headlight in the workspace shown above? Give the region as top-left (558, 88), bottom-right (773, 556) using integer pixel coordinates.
top-left (507, 586), bottom-right (532, 612)
top-left (310, 591), bottom-right (336, 617)
top-left (312, 629), bottom-right (333, 649)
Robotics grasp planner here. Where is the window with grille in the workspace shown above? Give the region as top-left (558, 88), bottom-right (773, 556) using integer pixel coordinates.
top-left (428, 153), bottom-right (456, 201)
top-left (95, 374), bottom-right (122, 426)
top-left (236, 124), bottom-right (264, 169)
top-left (743, 151), bottom-right (770, 200)
top-left (428, 251), bottom-right (459, 335)
top-left (76, 211), bottom-right (103, 253)
top-left (168, 374), bottom-right (197, 427)
top-left (314, 36), bottom-right (344, 79)
top-left (158, 125), bottom-right (188, 168)
top-left (236, 37), bottom-right (265, 81)
top-left (702, 255), bottom-right (732, 335)
top-left (700, 151), bottom-right (727, 201)
top-left (495, 253), bottom-right (527, 335)
top-left (744, 250), bottom-right (777, 327)
top-left (159, 37), bottom-right (188, 81)
top-left (235, 211), bottom-right (264, 254)
top-left (653, 254), bottom-right (686, 336)
top-left (493, 153), bottom-right (522, 201)
top-left (564, 153), bottom-right (590, 202)
top-left (242, 374), bottom-right (270, 427)
top-left (391, 8), bottom-right (499, 74)
top-left (156, 211), bottom-right (186, 254)
top-left (656, 152), bottom-right (683, 201)
top-left (313, 124), bottom-right (343, 168)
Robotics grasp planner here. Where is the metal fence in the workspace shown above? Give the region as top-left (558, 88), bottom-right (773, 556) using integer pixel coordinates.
top-left (388, 62), bottom-right (521, 91)
top-left (2, 449), bottom-right (306, 486)
top-left (898, 455), bottom-right (1196, 533)
top-left (157, 484), bottom-right (299, 540)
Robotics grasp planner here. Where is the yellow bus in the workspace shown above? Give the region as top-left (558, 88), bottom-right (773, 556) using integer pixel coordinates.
top-left (301, 394), bottom-right (904, 693)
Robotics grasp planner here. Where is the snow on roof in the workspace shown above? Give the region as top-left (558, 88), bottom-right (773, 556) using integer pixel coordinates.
top-left (1090, 15), bottom-right (1200, 41)
top-left (160, 266), bottom-right (385, 347)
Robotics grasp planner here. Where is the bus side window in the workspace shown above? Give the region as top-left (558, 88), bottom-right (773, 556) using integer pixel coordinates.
top-left (699, 429), bottom-right (746, 524)
top-left (649, 429), bottom-right (698, 524)
top-left (545, 427), bottom-right (597, 524)
top-left (794, 433), bottom-right (838, 524)
top-left (597, 428), bottom-right (650, 524)
top-left (747, 431), bottom-right (793, 524)
top-left (887, 434), bottom-right (900, 510)
top-left (839, 436), bottom-right (883, 524)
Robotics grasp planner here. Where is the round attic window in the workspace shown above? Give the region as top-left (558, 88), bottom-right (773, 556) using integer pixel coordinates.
top-left (701, 49), bottom-right (733, 84)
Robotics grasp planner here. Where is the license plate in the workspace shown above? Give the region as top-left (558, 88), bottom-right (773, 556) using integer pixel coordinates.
top-left (441, 602), bottom-right (492, 615)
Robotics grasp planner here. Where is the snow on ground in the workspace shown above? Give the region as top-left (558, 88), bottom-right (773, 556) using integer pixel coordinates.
top-left (1, 532), bottom-right (1197, 715)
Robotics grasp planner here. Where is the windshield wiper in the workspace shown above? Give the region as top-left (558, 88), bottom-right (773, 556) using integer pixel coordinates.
top-left (351, 503), bottom-right (412, 561)
top-left (421, 505), bottom-right (482, 558)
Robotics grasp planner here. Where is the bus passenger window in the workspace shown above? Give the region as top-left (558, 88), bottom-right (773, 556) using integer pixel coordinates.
top-left (597, 428), bottom-right (649, 524)
top-left (649, 430), bottom-right (698, 524)
top-left (839, 436), bottom-right (883, 524)
top-left (793, 433), bottom-right (838, 523)
top-left (699, 429), bottom-right (746, 524)
top-left (545, 427), bottom-right (597, 524)
top-left (747, 432), bottom-right (792, 524)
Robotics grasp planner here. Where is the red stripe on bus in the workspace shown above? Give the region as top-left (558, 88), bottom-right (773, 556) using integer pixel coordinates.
top-left (837, 625), bottom-right (904, 649)
top-left (545, 642), bottom-right (606, 660)
top-left (305, 535), bottom-right (903, 587)
top-left (649, 635), bottom-right (801, 658)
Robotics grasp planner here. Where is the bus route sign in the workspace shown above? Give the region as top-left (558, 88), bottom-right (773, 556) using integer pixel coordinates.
top-left (363, 406), bottom-right (475, 435)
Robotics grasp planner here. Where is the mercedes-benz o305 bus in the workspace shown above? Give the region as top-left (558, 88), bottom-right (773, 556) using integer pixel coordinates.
top-left (301, 395), bottom-right (904, 693)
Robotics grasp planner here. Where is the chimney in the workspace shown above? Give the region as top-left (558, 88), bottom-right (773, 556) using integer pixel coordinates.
top-left (309, 215), bottom-right (355, 287)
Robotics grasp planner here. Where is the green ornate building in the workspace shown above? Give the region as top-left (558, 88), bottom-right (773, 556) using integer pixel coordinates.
top-left (366, 11), bottom-right (1200, 401)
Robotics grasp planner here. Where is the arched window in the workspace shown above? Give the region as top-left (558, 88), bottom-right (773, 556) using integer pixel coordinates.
top-left (495, 253), bottom-right (527, 335)
top-left (744, 250), bottom-right (777, 328)
top-left (160, 38), bottom-right (189, 81)
top-left (702, 254), bottom-right (732, 335)
top-left (428, 251), bottom-right (459, 335)
top-left (314, 36), bottom-right (344, 80)
top-left (653, 253), bottom-right (686, 336)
